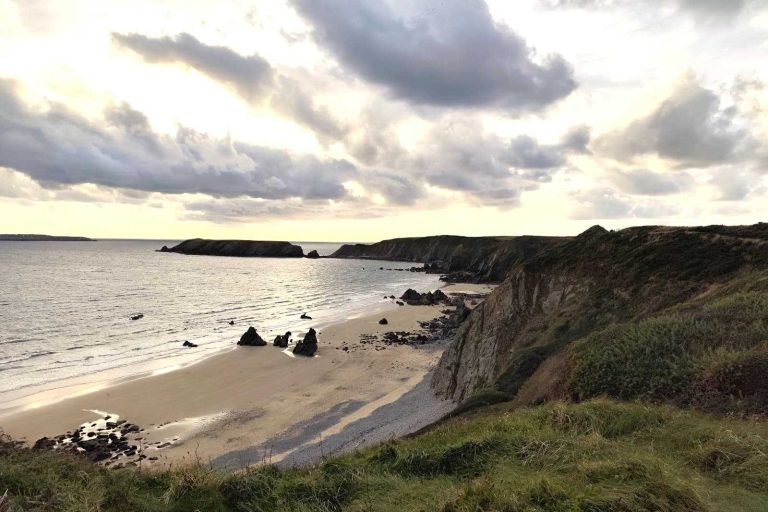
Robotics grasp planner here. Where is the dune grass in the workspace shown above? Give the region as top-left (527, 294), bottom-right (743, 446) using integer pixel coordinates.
top-left (2, 400), bottom-right (768, 511)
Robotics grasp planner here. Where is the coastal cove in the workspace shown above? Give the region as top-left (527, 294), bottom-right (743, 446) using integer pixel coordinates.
top-left (0, 237), bottom-right (496, 469)
top-left (0, 240), bottom-right (444, 412)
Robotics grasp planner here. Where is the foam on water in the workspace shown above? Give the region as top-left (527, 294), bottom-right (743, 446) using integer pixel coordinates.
top-left (0, 240), bottom-right (440, 411)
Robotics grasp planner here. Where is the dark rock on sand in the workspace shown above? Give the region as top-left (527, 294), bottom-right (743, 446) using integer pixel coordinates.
top-left (273, 331), bottom-right (292, 348)
top-left (130, 314), bottom-right (144, 321)
top-left (238, 327), bottom-right (267, 347)
top-left (293, 328), bottom-right (318, 357)
top-left (306, 250), bottom-right (320, 259)
top-left (182, 340), bottom-right (198, 348)
top-left (379, 318), bottom-right (388, 325)
top-left (396, 301), bottom-right (404, 306)
top-left (229, 320), bottom-right (235, 325)
top-left (400, 289), bottom-right (449, 305)
top-left (301, 313), bottom-right (312, 320)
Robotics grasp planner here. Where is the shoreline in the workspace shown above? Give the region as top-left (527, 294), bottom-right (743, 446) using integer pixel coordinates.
top-left (0, 283), bottom-right (493, 468)
top-left (0, 282), bottom-right (491, 417)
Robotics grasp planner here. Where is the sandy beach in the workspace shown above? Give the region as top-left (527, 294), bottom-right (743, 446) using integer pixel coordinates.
top-left (0, 284), bottom-right (492, 469)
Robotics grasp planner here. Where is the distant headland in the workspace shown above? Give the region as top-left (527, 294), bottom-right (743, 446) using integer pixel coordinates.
top-left (159, 238), bottom-right (304, 257)
top-left (0, 234), bottom-right (95, 242)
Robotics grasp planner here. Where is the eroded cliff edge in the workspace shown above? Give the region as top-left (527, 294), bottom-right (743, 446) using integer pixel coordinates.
top-left (432, 223), bottom-right (768, 403)
top-left (331, 235), bottom-right (569, 282)
top-left (160, 239), bottom-right (304, 257)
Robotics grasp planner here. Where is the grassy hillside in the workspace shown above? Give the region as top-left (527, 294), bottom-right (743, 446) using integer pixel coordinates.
top-left (2, 400), bottom-right (768, 511)
top-left (4, 223), bottom-right (768, 510)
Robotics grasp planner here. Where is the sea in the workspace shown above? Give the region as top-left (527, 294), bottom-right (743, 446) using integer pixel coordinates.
top-left (0, 240), bottom-right (441, 413)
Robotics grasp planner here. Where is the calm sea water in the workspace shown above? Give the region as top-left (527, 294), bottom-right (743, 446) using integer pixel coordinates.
top-left (0, 240), bottom-right (440, 411)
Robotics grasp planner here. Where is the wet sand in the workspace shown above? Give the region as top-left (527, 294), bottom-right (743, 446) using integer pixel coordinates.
top-left (0, 302), bottom-right (456, 468)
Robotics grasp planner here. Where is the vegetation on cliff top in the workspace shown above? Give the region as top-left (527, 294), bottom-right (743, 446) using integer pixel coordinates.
top-left (2, 400), bottom-right (768, 511)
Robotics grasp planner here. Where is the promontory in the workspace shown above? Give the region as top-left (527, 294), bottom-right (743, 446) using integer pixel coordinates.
top-left (159, 239), bottom-right (304, 257)
top-left (0, 234), bottom-right (95, 241)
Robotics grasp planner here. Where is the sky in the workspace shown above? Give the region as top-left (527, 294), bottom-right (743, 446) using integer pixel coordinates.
top-left (0, 0), bottom-right (767, 241)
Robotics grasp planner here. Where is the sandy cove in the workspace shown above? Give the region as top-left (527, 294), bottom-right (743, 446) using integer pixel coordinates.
top-left (0, 284), bottom-right (493, 469)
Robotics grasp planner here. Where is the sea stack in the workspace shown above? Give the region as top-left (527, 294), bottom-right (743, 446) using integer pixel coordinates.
top-left (293, 328), bottom-right (318, 357)
top-left (238, 327), bottom-right (266, 347)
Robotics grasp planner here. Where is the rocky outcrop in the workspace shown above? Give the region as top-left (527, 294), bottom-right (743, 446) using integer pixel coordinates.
top-left (401, 289), bottom-right (449, 305)
top-left (330, 235), bottom-right (568, 282)
top-left (293, 328), bottom-right (318, 356)
top-left (160, 239), bottom-right (304, 258)
top-left (273, 331), bottom-right (292, 348)
top-left (432, 223), bottom-right (768, 403)
top-left (238, 327), bottom-right (267, 347)
top-left (306, 250), bottom-right (320, 259)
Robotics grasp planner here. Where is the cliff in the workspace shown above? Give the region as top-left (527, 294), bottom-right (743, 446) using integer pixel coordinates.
top-left (159, 239), bottom-right (304, 257)
top-left (432, 223), bottom-right (768, 407)
top-left (0, 234), bottom-right (94, 241)
top-left (330, 235), bottom-right (569, 282)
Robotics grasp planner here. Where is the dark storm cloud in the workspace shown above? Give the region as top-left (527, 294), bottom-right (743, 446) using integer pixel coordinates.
top-left (291, 0), bottom-right (576, 111)
top-left (598, 80), bottom-right (751, 167)
top-left (610, 169), bottom-right (692, 196)
top-left (0, 80), bottom-right (355, 201)
top-left (112, 32), bottom-right (273, 101)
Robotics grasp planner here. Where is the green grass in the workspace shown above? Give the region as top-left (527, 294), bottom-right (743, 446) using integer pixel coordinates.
top-left (569, 289), bottom-right (768, 414)
top-left (3, 400), bottom-right (768, 511)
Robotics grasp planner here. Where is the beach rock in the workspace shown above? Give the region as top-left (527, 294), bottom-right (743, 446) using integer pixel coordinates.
top-left (396, 301), bottom-right (404, 306)
top-left (300, 313), bottom-right (312, 320)
top-left (160, 245), bottom-right (169, 252)
top-left (182, 340), bottom-right (198, 348)
top-left (306, 250), bottom-right (320, 259)
top-left (238, 327), bottom-right (266, 347)
top-left (379, 318), bottom-right (388, 325)
top-left (273, 331), bottom-right (291, 348)
top-left (400, 289), bottom-right (449, 306)
top-left (229, 320), bottom-right (235, 325)
top-left (293, 328), bottom-right (318, 357)
top-left (130, 313), bottom-right (144, 321)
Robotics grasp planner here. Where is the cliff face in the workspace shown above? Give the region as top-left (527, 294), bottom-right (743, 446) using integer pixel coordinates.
top-left (432, 223), bottom-right (768, 402)
top-left (331, 235), bottom-right (569, 282)
top-left (160, 239), bottom-right (304, 257)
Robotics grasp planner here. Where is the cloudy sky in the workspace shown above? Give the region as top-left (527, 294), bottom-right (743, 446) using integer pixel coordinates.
top-left (1, 0), bottom-right (767, 240)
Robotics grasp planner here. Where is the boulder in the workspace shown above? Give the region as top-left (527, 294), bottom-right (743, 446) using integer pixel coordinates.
top-left (400, 289), bottom-right (449, 305)
top-left (238, 327), bottom-right (266, 346)
top-left (229, 320), bottom-right (235, 325)
top-left (400, 289), bottom-right (422, 302)
top-left (273, 331), bottom-right (292, 348)
top-left (379, 318), bottom-right (388, 325)
top-left (301, 313), bottom-right (312, 320)
top-left (293, 328), bottom-right (318, 357)
top-left (306, 250), bottom-right (320, 259)
top-left (130, 313), bottom-right (144, 321)
top-left (182, 340), bottom-right (198, 348)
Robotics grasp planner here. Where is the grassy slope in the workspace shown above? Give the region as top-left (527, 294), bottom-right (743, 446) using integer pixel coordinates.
top-left (4, 229), bottom-right (768, 510)
top-left (2, 400), bottom-right (768, 511)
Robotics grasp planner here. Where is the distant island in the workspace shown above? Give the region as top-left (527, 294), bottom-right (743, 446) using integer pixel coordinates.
top-left (0, 234), bottom-right (95, 241)
top-left (159, 238), bottom-right (304, 257)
